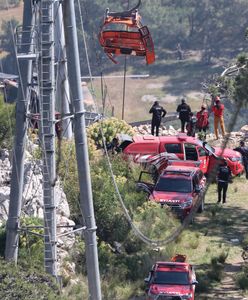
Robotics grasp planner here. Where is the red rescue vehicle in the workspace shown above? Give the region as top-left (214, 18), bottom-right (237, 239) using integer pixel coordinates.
top-left (121, 134), bottom-right (243, 176)
top-left (145, 258), bottom-right (197, 300)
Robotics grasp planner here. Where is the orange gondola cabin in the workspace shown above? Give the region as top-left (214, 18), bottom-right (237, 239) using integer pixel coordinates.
top-left (98, 0), bottom-right (155, 65)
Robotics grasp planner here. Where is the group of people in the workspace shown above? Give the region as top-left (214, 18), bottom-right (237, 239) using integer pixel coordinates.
top-left (149, 95), bottom-right (226, 140)
top-left (149, 98), bottom-right (248, 204)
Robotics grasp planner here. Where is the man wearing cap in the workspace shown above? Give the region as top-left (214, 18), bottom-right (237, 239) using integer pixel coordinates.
top-left (196, 104), bottom-right (209, 138)
top-left (149, 101), bottom-right (167, 136)
top-left (234, 141), bottom-right (248, 179)
top-left (211, 96), bottom-right (226, 139)
top-left (176, 98), bottom-right (191, 133)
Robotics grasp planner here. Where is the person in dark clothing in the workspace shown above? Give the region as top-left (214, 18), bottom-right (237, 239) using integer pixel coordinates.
top-left (106, 137), bottom-right (121, 154)
top-left (176, 98), bottom-right (191, 133)
top-left (217, 160), bottom-right (231, 203)
top-left (234, 141), bottom-right (248, 179)
top-left (186, 112), bottom-right (197, 137)
top-left (149, 101), bottom-right (166, 136)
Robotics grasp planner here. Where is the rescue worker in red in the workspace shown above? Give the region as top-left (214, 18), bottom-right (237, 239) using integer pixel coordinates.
top-left (211, 96), bottom-right (226, 139)
top-left (196, 104), bottom-right (209, 138)
top-left (176, 98), bottom-right (191, 133)
top-left (149, 101), bottom-right (167, 136)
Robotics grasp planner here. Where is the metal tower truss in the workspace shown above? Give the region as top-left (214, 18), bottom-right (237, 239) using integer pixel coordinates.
top-left (5, 0), bottom-right (35, 263)
top-left (38, 0), bottom-right (57, 276)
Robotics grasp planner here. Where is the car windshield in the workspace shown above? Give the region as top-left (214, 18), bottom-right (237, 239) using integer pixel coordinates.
top-left (153, 271), bottom-right (189, 285)
top-left (155, 178), bottom-right (192, 193)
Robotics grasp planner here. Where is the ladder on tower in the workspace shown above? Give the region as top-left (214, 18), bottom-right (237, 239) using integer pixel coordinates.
top-left (39, 0), bottom-right (57, 277)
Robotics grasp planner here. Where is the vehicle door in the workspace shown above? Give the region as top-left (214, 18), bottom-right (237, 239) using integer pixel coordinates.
top-left (136, 171), bottom-right (155, 196)
top-left (183, 143), bottom-right (198, 161)
top-left (196, 146), bottom-right (209, 174)
top-left (163, 143), bottom-right (184, 160)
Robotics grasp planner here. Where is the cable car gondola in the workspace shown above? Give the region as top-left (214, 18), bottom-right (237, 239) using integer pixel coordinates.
top-left (98, 0), bottom-right (155, 65)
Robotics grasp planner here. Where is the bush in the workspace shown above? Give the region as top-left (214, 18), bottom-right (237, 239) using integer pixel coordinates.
top-left (87, 117), bottom-right (134, 148)
top-left (236, 263), bottom-right (248, 290)
top-left (195, 270), bottom-right (209, 293)
top-left (207, 256), bottom-right (224, 282)
top-left (0, 225), bottom-right (6, 257)
top-left (0, 95), bottom-right (15, 149)
top-left (0, 259), bottom-right (60, 300)
top-left (18, 217), bottom-right (44, 268)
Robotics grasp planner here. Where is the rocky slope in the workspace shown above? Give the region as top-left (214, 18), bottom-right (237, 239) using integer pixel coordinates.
top-left (0, 145), bottom-right (76, 273)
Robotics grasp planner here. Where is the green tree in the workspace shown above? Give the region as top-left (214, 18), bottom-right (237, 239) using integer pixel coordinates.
top-left (0, 95), bottom-right (15, 149)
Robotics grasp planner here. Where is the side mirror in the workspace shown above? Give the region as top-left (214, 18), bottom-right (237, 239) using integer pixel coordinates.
top-left (192, 280), bottom-right (198, 285)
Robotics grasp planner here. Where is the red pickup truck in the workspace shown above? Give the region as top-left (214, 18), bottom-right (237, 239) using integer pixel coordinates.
top-left (145, 259), bottom-right (197, 300)
top-left (137, 161), bottom-right (206, 220)
top-left (121, 134), bottom-right (243, 176)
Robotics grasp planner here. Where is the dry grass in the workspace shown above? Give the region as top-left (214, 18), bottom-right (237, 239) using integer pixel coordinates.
top-left (93, 75), bottom-right (205, 123)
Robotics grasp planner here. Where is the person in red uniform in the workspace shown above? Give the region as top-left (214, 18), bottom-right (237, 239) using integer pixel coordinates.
top-left (211, 96), bottom-right (226, 139)
top-left (196, 104), bottom-right (209, 138)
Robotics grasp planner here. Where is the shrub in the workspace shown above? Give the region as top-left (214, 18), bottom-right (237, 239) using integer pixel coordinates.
top-left (195, 270), bottom-right (209, 293)
top-left (0, 259), bottom-right (60, 300)
top-left (18, 217), bottom-right (44, 268)
top-left (87, 117), bottom-right (134, 148)
top-left (236, 272), bottom-right (248, 290)
top-left (0, 95), bottom-right (15, 149)
top-left (217, 250), bottom-right (229, 264)
top-left (0, 224), bottom-right (6, 257)
top-left (207, 256), bottom-right (225, 282)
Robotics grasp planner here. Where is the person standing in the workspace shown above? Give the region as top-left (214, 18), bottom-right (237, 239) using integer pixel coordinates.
top-left (211, 96), bottom-right (226, 139)
top-left (176, 98), bottom-right (191, 133)
top-left (217, 160), bottom-right (231, 204)
top-left (186, 112), bottom-right (197, 137)
top-left (149, 101), bottom-right (166, 136)
top-left (106, 137), bottom-right (121, 154)
top-left (196, 104), bottom-right (209, 138)
top-left (234, 141), bottom-right (248, 179)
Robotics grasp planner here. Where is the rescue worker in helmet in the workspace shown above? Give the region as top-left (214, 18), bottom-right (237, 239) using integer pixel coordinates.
top-left (186, 112), bottom-right (197, 137)
top-left (196, 103), bottom-right (209, 138)
top-left (149, 101), bottom-right (167, 136)
top-left (211, 96), bottom-right (226, 139)
top-left (176, 98), bottom-right (191, 133)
